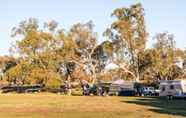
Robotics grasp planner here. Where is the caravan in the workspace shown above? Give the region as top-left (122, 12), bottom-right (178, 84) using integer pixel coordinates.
top-left (159, 80), bottom-right (186, 98)
top-left (108, 79), bottom-right (136, 96)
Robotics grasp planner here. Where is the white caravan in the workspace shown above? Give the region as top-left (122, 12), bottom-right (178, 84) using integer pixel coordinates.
top-left (159, 80), bottom-right (186, 97)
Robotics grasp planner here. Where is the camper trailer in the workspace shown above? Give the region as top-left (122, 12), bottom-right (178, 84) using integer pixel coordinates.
top-left (108, 79), bottom-right (136, 96)
top-left (159, 80), bottom-right (186, 98)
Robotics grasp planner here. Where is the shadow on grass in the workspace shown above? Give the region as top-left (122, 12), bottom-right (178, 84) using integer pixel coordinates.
top-left (122, 97), bottom-right (186, 117)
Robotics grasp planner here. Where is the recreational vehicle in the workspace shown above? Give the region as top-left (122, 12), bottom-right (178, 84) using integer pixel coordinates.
top-left (159, 80), bottom-right (186, 98)
top-left (108, 79), bottom-right (136, 96)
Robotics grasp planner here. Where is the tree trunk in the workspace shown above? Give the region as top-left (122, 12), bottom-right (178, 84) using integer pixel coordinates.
top-left (67, 75), bottom-right (72, 96)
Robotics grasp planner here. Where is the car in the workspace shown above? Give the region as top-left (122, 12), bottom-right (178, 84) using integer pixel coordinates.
top-left (139, 87), bottom-right (156, 96)
top-left (173, 92), bottom-right (186, 99)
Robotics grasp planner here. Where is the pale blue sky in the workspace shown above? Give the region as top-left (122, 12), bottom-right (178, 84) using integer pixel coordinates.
top-left (0, 0), bottom-right (186, 55)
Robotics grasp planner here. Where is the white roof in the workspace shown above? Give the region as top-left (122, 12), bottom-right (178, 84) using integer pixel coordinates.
top-left (111, 79), bottom-right (125, 85)
top-left (160, 80), bottom-right (186, 85)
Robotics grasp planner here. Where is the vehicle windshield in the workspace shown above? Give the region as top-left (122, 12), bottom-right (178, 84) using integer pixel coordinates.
top-left (148, 87), bottom-right (154, 90)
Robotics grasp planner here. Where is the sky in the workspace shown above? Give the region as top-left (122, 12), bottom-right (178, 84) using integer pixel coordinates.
top-left (0, 0), bottom-right (186, 55)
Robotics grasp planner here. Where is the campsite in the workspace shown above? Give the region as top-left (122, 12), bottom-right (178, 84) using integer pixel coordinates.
top-left (0, 0), bottom-right (186, 118)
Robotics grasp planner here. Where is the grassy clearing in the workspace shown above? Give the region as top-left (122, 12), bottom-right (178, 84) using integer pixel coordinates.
top-left (0, 93), bottom-right (185, 118)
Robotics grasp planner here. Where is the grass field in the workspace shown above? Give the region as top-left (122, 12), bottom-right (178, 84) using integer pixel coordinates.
top-left (0, 94), bottom-right (185, 118)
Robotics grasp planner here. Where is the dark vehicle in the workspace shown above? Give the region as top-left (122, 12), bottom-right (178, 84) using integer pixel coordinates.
top-left (81, 82), bottom-right (110, 96)
top-left (89, 84), bottom-right (97, 95)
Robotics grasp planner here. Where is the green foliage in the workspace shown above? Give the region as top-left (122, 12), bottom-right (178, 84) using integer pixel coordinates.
top-left (104, 3), bottom-right (148, 81)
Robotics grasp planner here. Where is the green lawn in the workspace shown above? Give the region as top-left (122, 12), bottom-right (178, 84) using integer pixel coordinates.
top-left (0, 93), bottom-right (185, 118)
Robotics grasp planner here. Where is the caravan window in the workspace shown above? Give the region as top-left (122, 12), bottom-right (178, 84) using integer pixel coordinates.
top-left (170, 85), bottom-right (174, 90)
top-left (162, 86), bottom-right (165, 91)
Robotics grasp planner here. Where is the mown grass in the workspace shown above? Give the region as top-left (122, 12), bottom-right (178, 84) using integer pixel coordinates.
top-left (0, 93), bottom-right (185, 118)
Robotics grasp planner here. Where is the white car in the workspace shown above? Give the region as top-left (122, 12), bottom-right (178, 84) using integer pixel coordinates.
top-left (140, 87), bottom-right (156, 96)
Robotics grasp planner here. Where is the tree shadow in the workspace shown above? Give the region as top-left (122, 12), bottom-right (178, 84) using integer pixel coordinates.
top-left (122, 97), bottom-right (186, 117)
